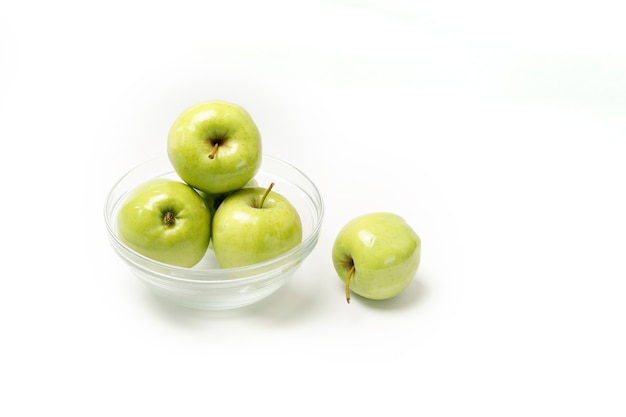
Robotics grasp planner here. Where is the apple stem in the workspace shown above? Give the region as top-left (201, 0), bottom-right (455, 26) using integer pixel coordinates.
top-left (163, 211), bottom-right (176, 227)
top-left (346, 264), bottom-right (355, 304)
top-left (259, 182), bottom-right (275, 209)
top-left (208, 142), bottom-right (219, 159)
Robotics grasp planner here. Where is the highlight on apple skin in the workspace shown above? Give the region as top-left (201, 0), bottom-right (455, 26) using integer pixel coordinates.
top-left (332, 212), bottom-right (421, 303)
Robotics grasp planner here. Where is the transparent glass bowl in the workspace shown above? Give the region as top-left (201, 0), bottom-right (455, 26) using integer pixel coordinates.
top-left (104, 155), bottom-right (324, 310)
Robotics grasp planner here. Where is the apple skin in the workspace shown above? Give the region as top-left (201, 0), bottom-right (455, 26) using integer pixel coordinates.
top-left (196, 178), bottom-right (259, 218)
top-left (211, 186), bottom-right (303, 268)
top-left (167, 100), bottom-right (262, 194)
top-left (117, 178), bottom-right (211, 267)
top-left (332, 212), bottom-right (421, 301)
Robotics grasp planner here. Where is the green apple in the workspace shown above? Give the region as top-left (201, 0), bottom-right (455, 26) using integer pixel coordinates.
top-left (167, 100), bottom-right (262, 194)
top-left (117, 178), bottom-right (211, 267)
top-left (198, 190), bottom-right (228, 218)
top-left (212, 183), bottom-right (303, 268)
top-left (332, 212), bottom-right (421, 303)
top-left (196, 178), bottom-right (259, 217)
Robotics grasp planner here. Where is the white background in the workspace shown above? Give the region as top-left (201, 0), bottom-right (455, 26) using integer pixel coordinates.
top-left (2, 0), bottom-right (625, 415)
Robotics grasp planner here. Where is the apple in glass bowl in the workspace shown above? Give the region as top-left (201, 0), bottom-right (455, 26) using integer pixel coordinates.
top-left (104, 155), bottom-right (323, 310)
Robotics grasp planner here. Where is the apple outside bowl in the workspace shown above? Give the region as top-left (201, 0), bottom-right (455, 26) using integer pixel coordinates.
top-left (104, 155), bottom-right (324, 310)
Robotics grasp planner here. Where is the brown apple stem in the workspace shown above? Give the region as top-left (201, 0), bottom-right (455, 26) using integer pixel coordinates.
top-left (346, 264), bottom-right (355, 304)
top-left (259, 182), bottom-right (275, 209)
top-left (208, 142), bottom-right (219, 159)
top-left (163, 211), bottom-right (176, 227)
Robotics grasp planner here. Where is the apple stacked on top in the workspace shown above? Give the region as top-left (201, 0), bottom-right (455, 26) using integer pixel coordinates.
top-left (117, 100), bottom-right (302, 269)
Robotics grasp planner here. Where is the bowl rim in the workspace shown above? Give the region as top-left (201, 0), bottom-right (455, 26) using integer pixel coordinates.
top-left (103, 154), bottom-right (324, 284)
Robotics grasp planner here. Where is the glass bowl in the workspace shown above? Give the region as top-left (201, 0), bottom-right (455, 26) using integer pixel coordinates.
top-left (104, 154), bottom-right (324, 310)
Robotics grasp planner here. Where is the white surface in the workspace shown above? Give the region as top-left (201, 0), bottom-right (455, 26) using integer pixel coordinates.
top-left (2, 1), bottom-right (625, 415)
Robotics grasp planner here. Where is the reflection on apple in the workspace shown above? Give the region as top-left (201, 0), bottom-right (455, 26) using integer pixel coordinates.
top-left (332, 212), bottom-right (421, 303)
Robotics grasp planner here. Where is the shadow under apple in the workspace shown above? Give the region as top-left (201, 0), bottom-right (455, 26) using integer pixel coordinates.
top-left (241, 280), bottom-right (320, 323)
top-left (346, 278), bottom-right (429, 311)
top-left (135, 278), bottom-right (318, 328)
